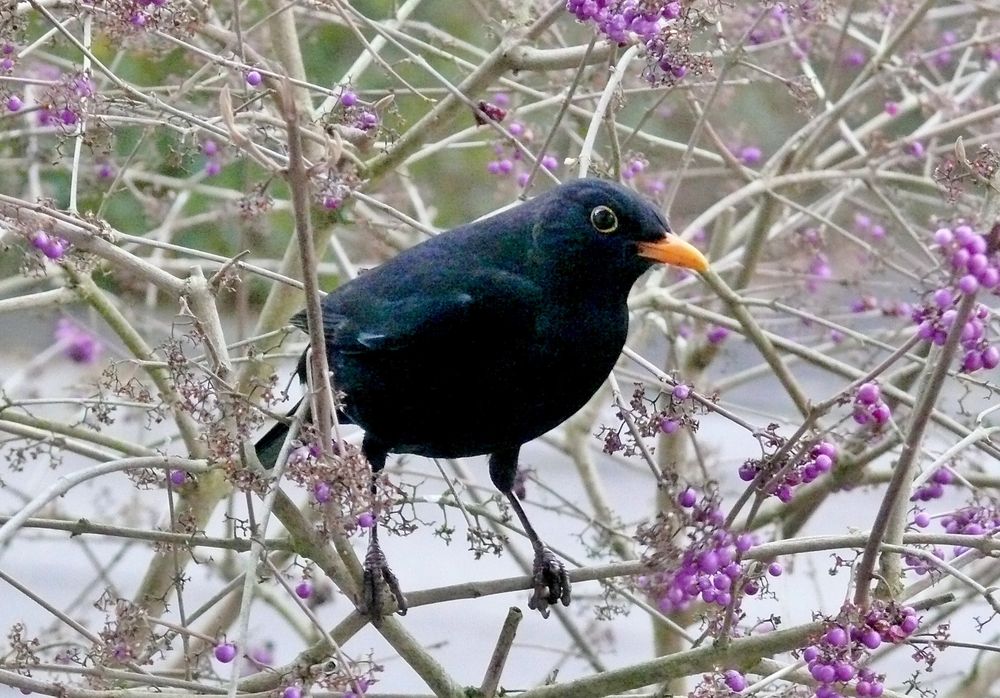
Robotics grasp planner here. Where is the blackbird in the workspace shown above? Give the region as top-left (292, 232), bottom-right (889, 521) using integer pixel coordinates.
top-left (256, 177), bottom-right (709, 617)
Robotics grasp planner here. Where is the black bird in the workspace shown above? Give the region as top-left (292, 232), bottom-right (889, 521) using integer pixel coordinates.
top-left (256, 177), bottom-right (709, 617)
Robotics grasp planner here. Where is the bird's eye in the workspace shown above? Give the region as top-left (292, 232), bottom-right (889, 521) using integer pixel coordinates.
top-left (590, 205), bottom-right (618, 234)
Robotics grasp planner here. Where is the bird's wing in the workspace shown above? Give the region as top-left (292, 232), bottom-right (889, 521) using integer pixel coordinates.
top-left (296, 269), bottom-right (542, 354)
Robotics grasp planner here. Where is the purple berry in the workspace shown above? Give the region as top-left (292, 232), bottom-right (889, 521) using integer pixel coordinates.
top-left (835, 662), bottom-right (856, 681)
top-left (295, 581), bottom-right (313, 599)
top-left (962, 350), bottom-right (983, 372)
top-left (660, 418), bottom-right (680, 434)
top-left (706, 325), bottom-right (729, 343)
top-left (282, 686), bottom-right (302, 698)
top-left (860, 628), bottom-right (881, 649)
top-left (723, 669), bottom-right (746, 692)
top-left (168, 470), bottom-right (187, 486)
top-left (739, 146), bottom-right (762, 165)
top-left (931, 468), bottom-right (953, 485)
top-left (825, 626), bottom-right (848, 647)
top-left (968, 253), bottom-right (989, 275)
top-left (856, 382), bottom-right (880, 405)
top-left (768, 562), bottom-right (782, 577)
top-left (814, 441), bottom-right (837, 458)
top-left (952, 248), bottom-right (970, 269)
top-left (813, 454), bottom-right (833, 472)
top-left (982, 346), bottom-right (1000, 369)
top-left (245, 70), bottom-right (262, 87)
top-left (958, 274), bottom-right (979, 293)
top-left (811, 663), bottom-right (835, 683)
top-left (340, 89), bottom-right (357, 107)
top-left (698, 550), bottom-right (721, 573)
top-left (677, 488), bottom-right (697, 508)
top-left (6, 95), bottom-right (21, 112)
top-left (214, 643), bottom-right (237, 663)
top-left (933, 227), bottom-right (953, 245)
top-left (672, 384), bottom-right (691, 400)
top-left (871, 403), bottom-right (892, 425)
top-left (933, 288), bottom-right (953, 308)
top-left (966, 234), bottom-right (987, 254)
top-left (357, 511), bottom-right (375, 528)
top-left (314, 482), bottom-right (332, 503)
top-left (978, 267), bottom-right (999, 288)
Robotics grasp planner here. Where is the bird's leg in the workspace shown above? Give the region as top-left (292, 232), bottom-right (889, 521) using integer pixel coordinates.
top-left (504, 491), bottom-right (571, 617)
top-left (360, 437), bottom-right (407, 618)
top-left (490, 449), bottom-right (571, 618)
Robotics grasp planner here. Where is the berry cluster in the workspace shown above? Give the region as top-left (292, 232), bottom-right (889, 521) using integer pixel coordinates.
top-left (941, 502), bottom-right (999, 537)
top-left (639, 494), bottom-right (765, 614)
top-left (564, 0), bottom-right (707, 84)
top-left (910, 224), bottom-right (999, 373)
top-left (738, 441), bottom-right (837, 503)
top-left (910, 467), bottom-right (952, 502)
top-left (486, 122), bottom-right (559, 184)
top-left (336, 87), bottom-right (379, 132)
top-left (852, 382), bottom-right (891, 428)
top-left (200, 139), bottom-right (223, 177)
top-left (36, 71), bottom-right (94, 129)
top-left (30, 230), bottom-right (68, 261)
top-left (282, 440), bottom-right (391, 535)
top-left (801, 603), bottom-right (920, 698)
top-left (620, 157), bottom-right (647, 180)
top-left (600, 383), bottom-right (703, 456)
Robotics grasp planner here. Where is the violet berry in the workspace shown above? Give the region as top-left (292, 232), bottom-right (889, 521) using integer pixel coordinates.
top-left (855, 382), bottom-right (880, 405)
top-left (295, 581), bottom-right (313, 599)
top-left (245, 70), bottom-right (262, 87)
top-left (340, 89), bottom-right (358, 107)
top-left (214, 643), bottom-right (237, 663)
top-left (706, 325), bottom-right (729, 344)
top-left (723, 669), bottom-right (746, 692)
top-left (314, 482), bottom-right (332, 503)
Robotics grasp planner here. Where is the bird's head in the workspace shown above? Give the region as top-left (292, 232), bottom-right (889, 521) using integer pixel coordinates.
top-left (532, 178), bottom-right (708, 287)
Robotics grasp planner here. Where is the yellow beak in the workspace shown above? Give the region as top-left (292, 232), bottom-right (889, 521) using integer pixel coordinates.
top-left (637, 233), bottom-right (709, 272)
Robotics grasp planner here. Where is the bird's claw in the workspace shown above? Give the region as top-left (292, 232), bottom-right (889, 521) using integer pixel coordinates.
top-left (362, 538), bottom-right (407, 619)
top-left (527, 546), bottom-right (571, 618)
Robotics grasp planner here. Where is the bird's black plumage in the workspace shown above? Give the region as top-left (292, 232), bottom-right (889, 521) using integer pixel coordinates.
top-left (256, 177), bottom-right (708, 617)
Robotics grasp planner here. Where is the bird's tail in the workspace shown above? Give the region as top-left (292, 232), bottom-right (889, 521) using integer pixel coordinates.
top-left (254, 397), bottom-right (303, 469)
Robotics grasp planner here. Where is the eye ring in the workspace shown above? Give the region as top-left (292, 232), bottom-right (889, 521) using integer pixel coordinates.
top-left (590, 205), bottom-right (618, 234)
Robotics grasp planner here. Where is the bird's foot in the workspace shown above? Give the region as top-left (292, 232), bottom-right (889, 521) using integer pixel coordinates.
top-left (527, 546), bottom-right (571, 618)
top-left (362, 537), bottom-right (407, 619)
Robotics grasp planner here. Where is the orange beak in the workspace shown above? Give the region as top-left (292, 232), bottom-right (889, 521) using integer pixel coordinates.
top-left (637, 233), bottom-right (709, 272)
